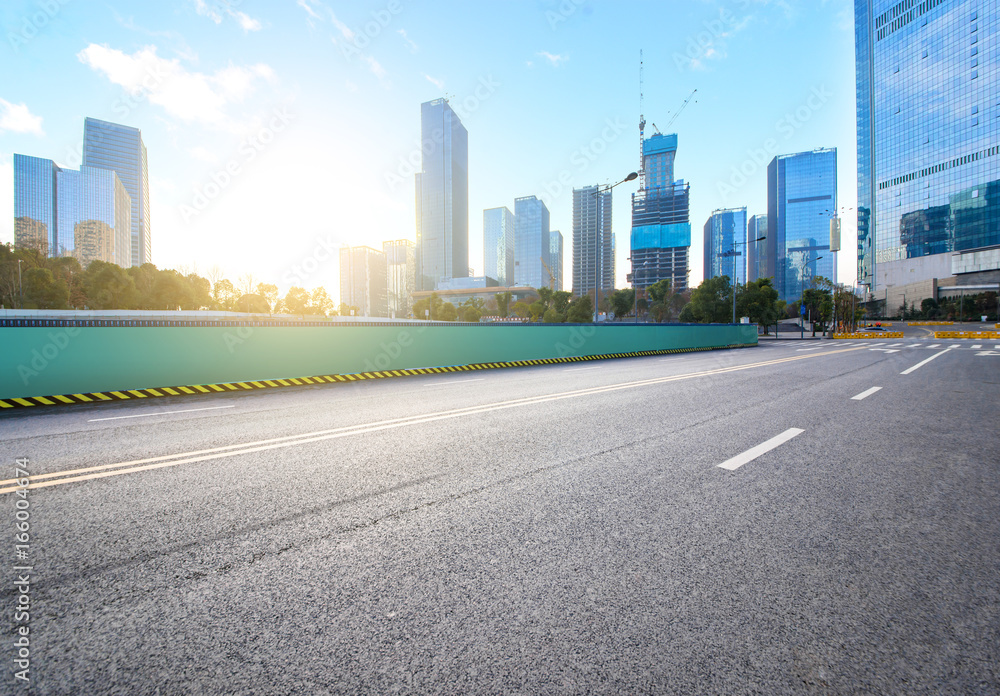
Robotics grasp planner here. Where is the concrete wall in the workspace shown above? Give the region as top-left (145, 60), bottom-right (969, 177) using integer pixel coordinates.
top-left (0, 323), bottom-right (757, 400)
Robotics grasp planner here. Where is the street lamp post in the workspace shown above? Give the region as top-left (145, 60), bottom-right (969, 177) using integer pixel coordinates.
top-left (592, 172), bottom-right (638, 323)
top-left (17, 259), bottom-right (23, 308)
top-left (718, 236), bottom-right (765, 324)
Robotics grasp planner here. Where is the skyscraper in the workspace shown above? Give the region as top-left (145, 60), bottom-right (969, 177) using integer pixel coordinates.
top-left (13, 154), bottom-right (58, 256)
top-left (483, 206), bottom-right (515, 286)
top-left (513, 195), bottom-right (550, 290)
top-left (82, 118), bottom-right (150, 267)
top-left (703, 207), bottom-right (748, 284)
top-left (630, 133), bottom-right (691, 292)
top-left (14, 154), bottom-right (131, 266)
top-left (767, 148), bottom-right (838, 303)
top-left (415, 99), bottom-right (468, 290)
top-left (383, 239), bottom-right (416, 318)
top-left (339, 246), bottom-right (388, 318)
top-left (572, 185), bottom-right (614, 298)
top-left (747, 214), bottom-right (768, 282)
top-left (549, 230), bottom-right (564, 291)
top-left (856, 0), bottom-right (999, 293)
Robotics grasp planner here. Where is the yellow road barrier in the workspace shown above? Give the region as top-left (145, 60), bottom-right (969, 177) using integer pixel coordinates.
top-left (908, 321), bottom-right (954, 326)
top-left (933, 331), bottom-right (1000, 339)
top-left (833, 332), bottom-right (904, 339)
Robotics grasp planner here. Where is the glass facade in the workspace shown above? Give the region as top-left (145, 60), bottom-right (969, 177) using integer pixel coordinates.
top-left (703, 207), bottom-right (748, 284)
top-left (416, 99), bottom-right (469, 291)
top-left (83, 118), bottom-right (150, 267)
top-left (339, 246), bottom-right (388, 318)
top-left (767, 149), bottom-right (838, 303)
top-left (630, 133), bottom-right (691, 292)
top-left (483, 206), bottom-right (514, 287)
top-left (856, 0), bottom-right (1000, 291)
top-left (549, 230), bottom-right (563, 291)
top-left (513, 195), bottom-right (550, 290)
top-left (747, 214), bottom-right (768, 281)
top-left (572, 186), bottom-right (614, 297)
top-left (13, 154), bottom-right (58, 256)
top-left (383, 239), bottom-right (416, 319)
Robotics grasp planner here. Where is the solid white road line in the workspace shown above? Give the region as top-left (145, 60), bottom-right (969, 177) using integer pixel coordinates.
top-left (851, 386), bottom-right (882, 401)
top-left (718, 428), bottom-right (805, 471)
top-left (423, 378), bottom-right (484, 387)
top-left (87, 405), bottom-right (236, 422)
top-left (563, 366), bottom-right (602, 372)
top-left (901, 348), bottom-right (951, 375)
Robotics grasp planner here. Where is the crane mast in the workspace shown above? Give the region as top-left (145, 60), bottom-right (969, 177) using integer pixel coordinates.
top-left (638, 50), bottom-right (645, 193)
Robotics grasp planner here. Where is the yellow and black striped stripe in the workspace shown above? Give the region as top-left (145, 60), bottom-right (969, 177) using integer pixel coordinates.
top-left (0, 343), bottom-right (753, 410)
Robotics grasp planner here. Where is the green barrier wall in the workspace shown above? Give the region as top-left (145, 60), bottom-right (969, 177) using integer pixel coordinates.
top-left (0, 323), bottom-right (757, 400)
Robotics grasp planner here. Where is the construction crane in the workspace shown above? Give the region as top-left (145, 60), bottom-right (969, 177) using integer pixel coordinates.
top-left (665, 89), bottom-right (698, 131)
top-left (638, 50), bottom-right (645, 192)
top-left (540, 256), bottom-right (556, 291)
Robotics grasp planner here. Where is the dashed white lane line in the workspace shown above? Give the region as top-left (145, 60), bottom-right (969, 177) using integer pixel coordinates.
top-left (88, 405), bottom-right (236, 422)
top-left (796, 346), bottom-right (823, 352)
top-left (901, 348), bottom-right (952, 375)
top-left (972, 344), bottom-right (982, 349)
top-left (718, 428), bottom-right (805, 471)
top-left (563, 366), bottom-right (602, 372)
top-left (423, 378), bottom-right (484, 387)
top-left (887, 343), bottom-right (903, 347)
top-left (928, 344), bottom-right (941, 348)
top-left (851, 386), bottom-right (882, 401)
top-left (908, 344), bottom-right (922, 348)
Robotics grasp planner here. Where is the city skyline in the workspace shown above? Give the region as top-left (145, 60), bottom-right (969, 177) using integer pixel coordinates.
top-left (0, 1), bottom-right (859, 304)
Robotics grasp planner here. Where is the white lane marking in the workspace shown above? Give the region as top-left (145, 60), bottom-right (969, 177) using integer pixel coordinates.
top-left (995, 345), bottom-right (1000, 350)
top-left (927, 344), bottom-right (941, 348)
top-left (0, 347), bottom-right (867, 493)
top-left (971, 344), bottom-right (982, 349)
top-left (870, 348), bottom-right (899, 353)
top-left (851, 386), bottom-right (882, 401)
top-left (563, 366), bottom-right (602, 372)
top-left (718, 428), bottom-right (805, 471)
top-left (870, 342), bottom-right (885, 346)
top-left (951, 344), bottom-right (962, 349)
top-left (87, 405), bottom-right (236, 422)
top-left (901, 348), bottom-right (952, 375)
top-left (977, 351), bottom-right (1000, 356)
top-left (423, 378), bottom-right (484, 387)
top-left (908, 344), bottom-right (921, 348)
top-left (796, 346), bottom-right (823, 352)
top-left (887, 343), bottom-right (903, 347)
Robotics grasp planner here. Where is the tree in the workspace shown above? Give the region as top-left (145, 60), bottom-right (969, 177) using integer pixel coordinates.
top-left (542, 307), bottom-right (564, 323)
top-left (212, 278), bottom-right (238, 311)
top-left (511, 301), bottom-right (530, 319)
top-left (412, 292), bottom-right (445, 320)
top-left (438, 302), bottom-right (457, 321)
top-left (495, 291), bottom-right (512, 318)
top-left (22, 268), bottom-right (69, 309)
top-left (736, 278), bottom-right (781, 333)
top-left (151, 270), bottom-right (194, 310)
top-left (310, 287), bottom-right (333, 316)
top-left (257, 283), bottom-right (279, 312)
top-left (646, 279), bottom-right (685, 323)
top-left (528, 301), bottom-right (546, 322)
top-left (566, 294), bottom-right (593, 323)
top-left (236, 294), bottom-right (271, 314)
top-left (681, 276), bottom-right (733, 323)
top-left (609, 288), bottom-right (635, 321)
top-left (82, 261), bottom-right (139, 309)
top-left (552, 291), bottom-right (572, 315)
top-left (282, 287), bottom-right (311, 315)
top-left (537, 286), bottom-right (553, 308)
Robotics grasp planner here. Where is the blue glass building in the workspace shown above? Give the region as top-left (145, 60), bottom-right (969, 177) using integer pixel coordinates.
top-left (14, 154), bottom-right (131, 266)
top-left (13, 154), bottom-right (58, 256)
top-left (572, 185), bottom-right (614, 298)
top-left (513, 196), bottom-right (550, 290)
top-left (416, 99), bottom-right (469, 291)
top-left (549, 230), bottom-right (563, 291)
top-left (703, 207), bottom-right (748, 285)
top-left (630, 133), bottom-right (691, 292)
top-left (856, 0), bottom-right (999, 292)
top-left (82, 118), bottom-right (150, 267)
top-left (483, 206), bottom-right (514, 287)
top-left (747, 214), bottom-right (768, 282)
top-left (767, 149), bottom-right (838, 303)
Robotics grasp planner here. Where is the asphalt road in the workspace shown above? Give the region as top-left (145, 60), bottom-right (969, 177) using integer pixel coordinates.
top-left (1, 339), bottom-right (998, 695)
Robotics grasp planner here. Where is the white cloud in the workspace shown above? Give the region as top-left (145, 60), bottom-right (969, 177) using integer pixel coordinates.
top-left (77, 44), bottom-right (275, 129)
top-left (537, 51), bottom-right (568, 67)
top-left (193, 0), bottom-right (262, 32)
top-left (424, 74), bottom-right (444, 90)
top-left (188, 146), bottom-right (219, 164)
top-left (329, 11), bottom-right (355, 42)
top-left (362, 55), bottom-right (387, 81)
top-left (297, 0), bottom-right (322, 20)
top-left (398, 29), bottom-right (418, 53)
top-left (0, 99), bottom-right (44, 136)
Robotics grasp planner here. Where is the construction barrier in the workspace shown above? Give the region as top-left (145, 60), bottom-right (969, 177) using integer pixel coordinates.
top-left (908, 321), bottom-right (954, 326)
top-left (833, 332), bottom-right (905, 339)
top-left (933, 331), bottom-right (1000, 339)
top-left (0, 322), bottom-right (758, 408)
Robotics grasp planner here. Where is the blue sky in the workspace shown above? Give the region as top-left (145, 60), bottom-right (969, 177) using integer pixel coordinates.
top-left (0, 0), bottom-right (858, 298)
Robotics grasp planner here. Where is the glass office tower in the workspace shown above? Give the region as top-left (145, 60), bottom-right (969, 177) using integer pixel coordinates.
top-left (630, 133), bottom-right (691, 292)
top-left (572, 185), bottom-right (614, 298)
top-left (513, 196), bottom-right (550, 290)
top-left (747, 214), bottom-right (768, 282)
top-left (82, 118), bottom-right (150, 267)
top-left (703, 207), bottom-right (748, 284)
top-left (383, 239), bottom-right (416, 319)
top-left (856, 0), bottom-right (999, 291)
top-left (549, 230), bottom-right (563, 291)
top-left (339, 246), bottom-right (388, 318)
top-left (483, 206), bottom-right (515, 287)
top-left (13, 154), bottom-right (59, 256)
top-left (767, 149), bottom-right (838, 303)
top-left (415, 99), bottom-right (469, 290)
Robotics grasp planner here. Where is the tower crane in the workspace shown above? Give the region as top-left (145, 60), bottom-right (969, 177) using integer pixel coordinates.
top-left (665, 89), bottom-right (698, 131)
